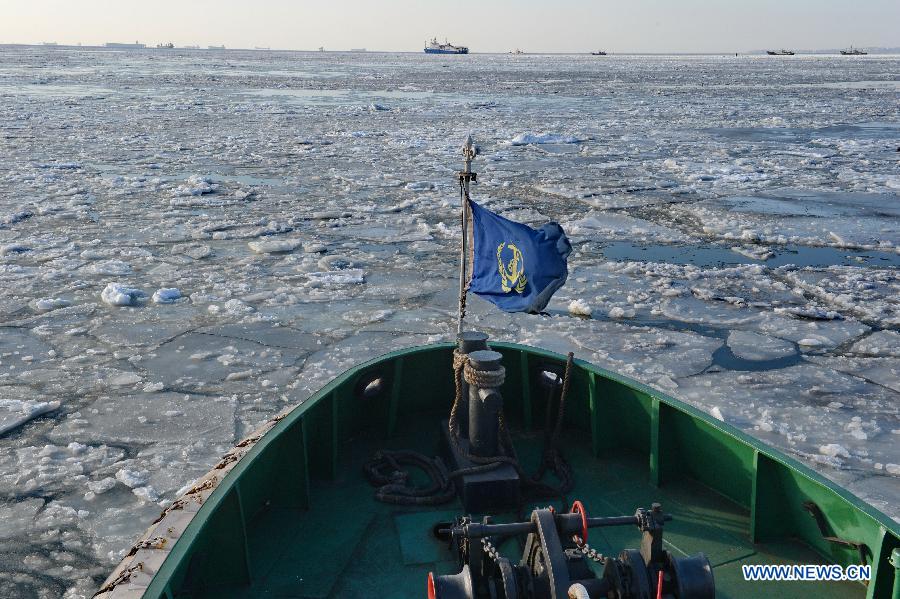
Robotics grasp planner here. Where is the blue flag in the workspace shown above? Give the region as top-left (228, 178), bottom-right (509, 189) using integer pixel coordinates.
top-left (468, 201), bottom-right (571, 313)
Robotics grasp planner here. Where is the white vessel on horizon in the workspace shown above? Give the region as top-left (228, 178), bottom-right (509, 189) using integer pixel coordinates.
top-left (424, 38), bottom-right (469, 54)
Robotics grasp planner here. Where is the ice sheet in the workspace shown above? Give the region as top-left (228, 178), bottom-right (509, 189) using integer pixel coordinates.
top-left (0, 47), bottom-right (898, 597)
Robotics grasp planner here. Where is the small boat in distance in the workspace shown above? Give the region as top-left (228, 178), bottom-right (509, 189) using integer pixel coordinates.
top-left (766, 49), bottom-right (795, 55)
top-left (208, 45), bottom-right (225, 50)
top-left (591, 50), bottom-right (608, 55)
top-left (156, 42), bottom-right (174, 49)
top-left (424, 37), bottom-right (469, 54)
top-left (840, 46), bottom-right (867, 55)
top-left (510, 48), bottom-right (525, 55)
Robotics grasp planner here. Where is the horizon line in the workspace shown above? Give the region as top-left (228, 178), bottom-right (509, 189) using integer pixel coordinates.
top-left (3, 42), bottom-right (900, 56)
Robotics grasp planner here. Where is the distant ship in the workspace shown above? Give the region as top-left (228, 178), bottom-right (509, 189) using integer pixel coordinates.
top-left (105, 41), bottom-right (146, 49)
top-left (591, 50), bottom-right (608, 56)
top-left (424, 38), bottom-right (469, 54)
top-left (840, 46), bottom-right (867, 55)
top-left (766, 49), bottom-right (795, 55)
top-left (510, 49), bottom-right (525, 55)
top-left (156, 42), bottom-right (174, 49)
top-left (208, 45), bottom-right (226, 50)
top-left (350, 48), bottom-right (367, 52)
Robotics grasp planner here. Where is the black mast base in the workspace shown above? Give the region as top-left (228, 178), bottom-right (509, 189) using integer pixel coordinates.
top-left (441, 420), bottom-right (520, 513)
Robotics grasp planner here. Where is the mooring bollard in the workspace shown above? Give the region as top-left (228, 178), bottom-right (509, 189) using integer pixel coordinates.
top-left (466, 349), bottom-right (505, 458)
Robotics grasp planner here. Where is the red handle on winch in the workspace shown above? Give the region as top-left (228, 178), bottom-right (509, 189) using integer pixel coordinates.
top-left (427, 572), bottom-right (436, 599)
top-left (570, 500), bottom-right (588, 543)
top-left (656, 570), bottom-right (664, 599)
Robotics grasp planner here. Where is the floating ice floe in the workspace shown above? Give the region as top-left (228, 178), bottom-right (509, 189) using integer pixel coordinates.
top-left (107, 372), bottom-right (143, 387)
top-left (774, 306), bottom-right (843, 320)
top-left (317, 254), bottom-right (356, 270)
top-left (152, 288), bottom-right (182, 304)
top-left (248, 238), bottom-right (302, 253)
top-left (509, 132), bottom-right (583, 145)
top-left (798, 338), bottom-right (824, 347)
top-left (568, 299), bottom-right (592, 317)
top-left (305, 269), bottom-right (366, 287)
top-left (731, 245), bottom-right (775, 261)
top-left (36, 162), bottom-right (81, 170)
top-left (1, 209), bottom-right (34, 226)
top-left (208, 298), bottom-right (256, 315)
top-left (0, 243), bottom-right (30, 255)
top-left (115, 468), bottom-right (150, 488)
top-left (100, 283), bottom-right (148, 306)
top-left (405, 181), bottom-right (435, 191)
top-left (726, 330), bottom-right (795, 361)
top-left (565, 213), bottom-right (690, 243)
top-left (819, 444), bottom-right (850, 459)
top-left (341, 309), bottom-right (394, 325)
top-left (33, 298), bottom-right (72, 312)
top-left (850, 330), bottom-right (900, 357)
top-left (86, 477), bottom-right (117, 495)
top-left (172, 175), bottom-right (216, 197)
top-left (84, 259), bottom-right (133, 276)
top-left (607, 306), bottom-right (636, 319)
top-left (0, 399), bottom-right (61, 436)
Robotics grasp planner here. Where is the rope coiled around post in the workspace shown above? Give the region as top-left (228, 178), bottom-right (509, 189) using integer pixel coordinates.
top-left (463, 361), bottom-right (506, 389)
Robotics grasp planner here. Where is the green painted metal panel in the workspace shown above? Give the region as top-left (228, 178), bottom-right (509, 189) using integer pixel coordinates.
top-left (606, 383), bottom-right (652, 455)
top-left (236, 421), bottom-right (308, 518)
top-left (179, 488), bottom-right (251, 594)
top-left (302, 395), bottom-right (337, 481)
top-left (587, 371), bottom-right (602, 457)
top-left (660, 402), bottom-right (755, 507)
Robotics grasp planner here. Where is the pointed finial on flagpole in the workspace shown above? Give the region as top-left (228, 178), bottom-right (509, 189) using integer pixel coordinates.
top-left (463, 134), bottom-right (475, 156)
top-left (462, 135), bottom-right (476, 174)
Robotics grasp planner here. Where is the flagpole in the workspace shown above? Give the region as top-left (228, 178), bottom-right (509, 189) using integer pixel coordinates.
top-left (457, 136), bottom-right (476, 334)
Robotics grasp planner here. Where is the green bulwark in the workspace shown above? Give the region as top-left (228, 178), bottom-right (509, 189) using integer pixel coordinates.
top-left (142, 343), bottom-right (900, 598)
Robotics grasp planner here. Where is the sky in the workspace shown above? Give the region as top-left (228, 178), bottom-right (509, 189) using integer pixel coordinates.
top-left (1, 0), bottom-right (898, 53)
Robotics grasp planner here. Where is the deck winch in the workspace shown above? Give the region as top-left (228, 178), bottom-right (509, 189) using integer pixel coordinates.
top-left (429, 502), bottom-right (715, 599)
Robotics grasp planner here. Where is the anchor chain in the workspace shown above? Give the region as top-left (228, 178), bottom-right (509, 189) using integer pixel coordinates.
top-left (572, 535), bottom-right (606, 563)
top-left (482, 537), bottom-right (503, 563)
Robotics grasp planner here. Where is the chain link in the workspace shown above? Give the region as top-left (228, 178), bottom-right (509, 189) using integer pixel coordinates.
top-left (572, 535), bottom-right (606, 563)
top-left (482, 537), bottom-right (503, 563)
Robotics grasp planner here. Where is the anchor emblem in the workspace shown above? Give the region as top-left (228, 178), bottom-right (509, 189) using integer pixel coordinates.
top-left (497, 242), bottom-right (527, 293)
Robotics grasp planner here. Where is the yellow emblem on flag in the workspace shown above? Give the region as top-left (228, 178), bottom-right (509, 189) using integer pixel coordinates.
top-left (497, 242), bottom-right (527, 293)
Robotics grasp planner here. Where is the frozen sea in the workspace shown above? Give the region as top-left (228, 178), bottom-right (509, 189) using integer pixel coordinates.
top-left (0, 46), bottom-right (898, 597)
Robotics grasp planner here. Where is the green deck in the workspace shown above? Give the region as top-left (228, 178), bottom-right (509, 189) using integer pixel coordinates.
top-left (142, 343), bottom-right (900, 598)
